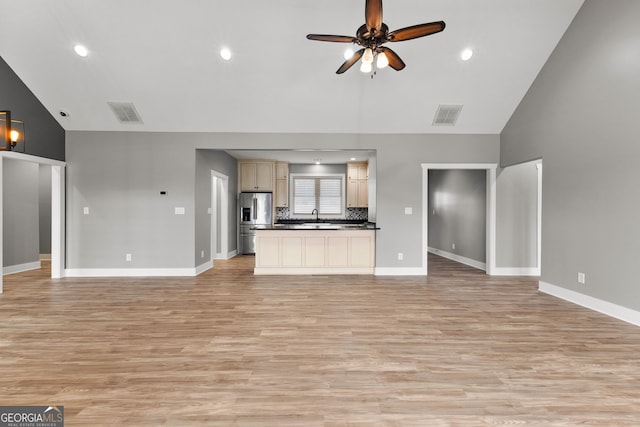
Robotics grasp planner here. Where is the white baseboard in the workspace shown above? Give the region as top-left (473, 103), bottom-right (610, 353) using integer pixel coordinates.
top-left (539, 281), bottom-right (640, 327)
top-left (375, 267), bottom-right (428, 276)
top-left (195, 261), bottom-right (213, 275)
top-left (255, 267), bottom-right (374, 275)
top-left (214, 249), bottom-right (237, 260)
top-left (40, 254), bottom-right (52, 261)
top-left (492, 267), bottom-right (540, 276)
top-left (65, 268), bottom-right (199, 278)
top-left (428, 247), bottom-right (486, 271)
top-left (3, 261), bottom-right (42, 275)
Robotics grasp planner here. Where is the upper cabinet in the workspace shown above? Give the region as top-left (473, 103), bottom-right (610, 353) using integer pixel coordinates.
top-left (239, 161), bottom-right (275, 192)
top-left (275, 162), bottom-right (289, 207)
top-left (347, 162), bottom-right (368, 208)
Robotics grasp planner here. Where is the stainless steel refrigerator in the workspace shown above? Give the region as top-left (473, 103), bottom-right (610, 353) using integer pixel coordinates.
top-left (239, 192), bottom-right (272, 254)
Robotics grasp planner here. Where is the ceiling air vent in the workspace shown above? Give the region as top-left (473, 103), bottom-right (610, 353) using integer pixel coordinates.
top-left (433, 104), bottom-right (463, 126)
top-left (108, 102), bottom-right (143, 124)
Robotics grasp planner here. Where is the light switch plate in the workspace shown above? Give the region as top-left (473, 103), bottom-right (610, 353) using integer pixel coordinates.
top-left (175, 207), bottom-right (185, 215)
top-left (83, 207), bottom-right (90, 215)
top-left (404, 207), bottom-right (412, 215)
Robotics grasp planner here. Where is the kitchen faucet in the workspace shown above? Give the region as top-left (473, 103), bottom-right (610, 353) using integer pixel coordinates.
top-left (311, 208), bottom-right (319, 222)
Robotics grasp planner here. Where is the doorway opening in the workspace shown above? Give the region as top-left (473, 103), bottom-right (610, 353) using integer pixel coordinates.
top-left (421, 163), bottom-right (497, 276)
top-left (0, 153), bottom-right (65, 293)
top-left (211, 170), bottom-right (229, 264)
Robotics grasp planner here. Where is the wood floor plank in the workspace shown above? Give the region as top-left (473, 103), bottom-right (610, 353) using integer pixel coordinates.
top-left (1, 255), bottom-right (640, 425)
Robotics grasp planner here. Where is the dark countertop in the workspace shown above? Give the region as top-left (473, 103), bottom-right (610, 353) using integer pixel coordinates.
top-left (253, 221), bottom-right (379, 231)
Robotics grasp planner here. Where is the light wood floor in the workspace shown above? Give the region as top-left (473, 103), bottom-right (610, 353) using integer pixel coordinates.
top-left (2, 255), bottom-right (640, 426)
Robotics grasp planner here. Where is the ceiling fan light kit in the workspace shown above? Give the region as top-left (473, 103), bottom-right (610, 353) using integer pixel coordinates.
top-left (307, 0), bottom-right (445, 75)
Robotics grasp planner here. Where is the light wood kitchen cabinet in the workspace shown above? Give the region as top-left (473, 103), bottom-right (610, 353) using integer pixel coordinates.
top-left (275, 161), bottom-right (289, 207)
top-left (346, 162), bottom-right (368, 208)
top-left (348, 163), bottom-right (368, 181)
top-left (239, 161), bottom-right (274, 192)
top-left (255, 229), bottom-right (375, 274)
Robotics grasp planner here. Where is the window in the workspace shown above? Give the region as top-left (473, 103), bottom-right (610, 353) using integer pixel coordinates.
top-left (291, 174), bottom-right (344, 217)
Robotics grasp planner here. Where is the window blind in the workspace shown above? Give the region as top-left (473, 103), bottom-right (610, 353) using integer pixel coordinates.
top-left (292, 176), bottom-right (343, 215)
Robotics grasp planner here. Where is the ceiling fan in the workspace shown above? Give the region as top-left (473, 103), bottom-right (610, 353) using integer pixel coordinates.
top-left (307, 0), bottom-right (445, 74)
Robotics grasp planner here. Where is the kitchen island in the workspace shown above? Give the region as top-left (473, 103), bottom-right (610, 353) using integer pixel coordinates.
top-left (252, 222), bottom-right (378, 275)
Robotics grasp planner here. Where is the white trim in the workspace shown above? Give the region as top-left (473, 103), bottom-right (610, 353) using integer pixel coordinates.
top-left (215, 249), bottom-right (237, 260)
top-left (539, 281), bottom-right (640, 327)
top-left (195, 261), bottom-right (213, 275)
top-left (421, 163), bottom-right (498, 276)
top-left (492, 267), bottom-right (540, 276)
top-left (375, 267), bottom-right (428, 276)
top-left (65, 268), bottom-right (201, 277)
top-left (40, 254), bottom-right (52, 260)
top-left (255, 267), bottom-right (374, 275)
top-left (0, 151), bottom-right (66, 167)
top-left (536, 161), bottom-right (543, 273)
top-left (428, 247), bottom-right (486, 271)
top-left (3, 261), bottom-right (41, 275)
top-left (211, 170), bottom-right (229, 268)
top-left (51, 164), bottom-right (65, 279)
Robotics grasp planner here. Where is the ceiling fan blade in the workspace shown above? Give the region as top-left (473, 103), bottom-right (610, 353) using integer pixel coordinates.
top-left (378, 46), bottom-right (405, 71)
top-left (365, 0), bottom-right (383, 31)
top-left (307, 34), bottom-right (357, 43)
top-left (388, 21), bottom-right (446, 42)
top-left (336, 48), bottom-right (365, 74)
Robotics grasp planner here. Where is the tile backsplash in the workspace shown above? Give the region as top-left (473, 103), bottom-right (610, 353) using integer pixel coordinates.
top-left (276, 207), bottom-right (368, 221)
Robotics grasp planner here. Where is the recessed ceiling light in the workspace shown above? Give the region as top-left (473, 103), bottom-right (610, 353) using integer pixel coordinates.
top-left (74, 44), bottom-right (89, 57)
top-left (344, 48), bottom-right (354, 60)
top-left (220, 47), bottom-right (232, 61)
top-left (461, 48), bottom-right (473, 61)
top-left (350, 157), bottom-right (356, 161)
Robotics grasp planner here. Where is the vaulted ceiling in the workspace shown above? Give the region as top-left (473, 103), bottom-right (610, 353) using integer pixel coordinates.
top-left (0, 0), bottom-right (584, 134)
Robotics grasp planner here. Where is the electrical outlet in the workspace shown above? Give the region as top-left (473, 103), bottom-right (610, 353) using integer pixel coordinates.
top-left (126, 253), bottom-right (132, 262)
top-left (201, 250), bottom-right (205, 258)
top-left (452, 243), bottom-right (456, 250)
top-left (397, 252), bottom-right (403, 261)
top-left (577, 272), bottom-right (586, 284)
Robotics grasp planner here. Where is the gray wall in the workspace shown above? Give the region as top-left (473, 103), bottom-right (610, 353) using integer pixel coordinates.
top-left (66, 131), bottom-right (499, 270)
top-left (66, 133), bottom-right (195, 269)
top-left (39, 165), bottom-right (52, 256)
top-left (428, 170), bottom-right (486, 264)
top-left (0, 56), bottom-right (65, 161)
top-left (195, 149), bottom-right (238, 263)
top-left (496, 161), bottom-right (539, 269)
top-left (501, 1), bottom-right (640, 309)
top-left (3, 158), bottom-right (39, 267)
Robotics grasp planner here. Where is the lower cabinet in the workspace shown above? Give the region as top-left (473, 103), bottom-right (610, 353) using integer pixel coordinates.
top-left (255, 230), bottom-right (375, 274)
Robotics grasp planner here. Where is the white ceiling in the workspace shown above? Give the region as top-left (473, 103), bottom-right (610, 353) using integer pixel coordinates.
top-left (0, 0), bottom-right (584, 135)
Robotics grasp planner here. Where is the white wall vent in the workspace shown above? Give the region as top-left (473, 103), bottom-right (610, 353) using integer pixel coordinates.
top-left (108, 102), bottom-right (143, 124)
top-left (433, 104), bottom-right (463, 126)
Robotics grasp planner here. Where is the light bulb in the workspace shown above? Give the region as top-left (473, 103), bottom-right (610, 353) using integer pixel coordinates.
top-left (74, 44), bottom-right (89, 57)
top-left (461, 48), bottom-right (473, 61)
top-left (360, 61), bottom-right (372, 73)
top-left (220, 47), bottom-right (232, 60)
top-left (343, 48), bottom-right (354, 60)
top-left (376, 52), bottom-right (389, 69)
top-left (362, 48), bottom-right (374, 64)
top-left (9, 130), bottom-right (19, 143)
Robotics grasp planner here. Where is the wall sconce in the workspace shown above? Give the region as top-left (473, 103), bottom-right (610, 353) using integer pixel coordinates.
top-left (0, 110), bottom-right (26, 151)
